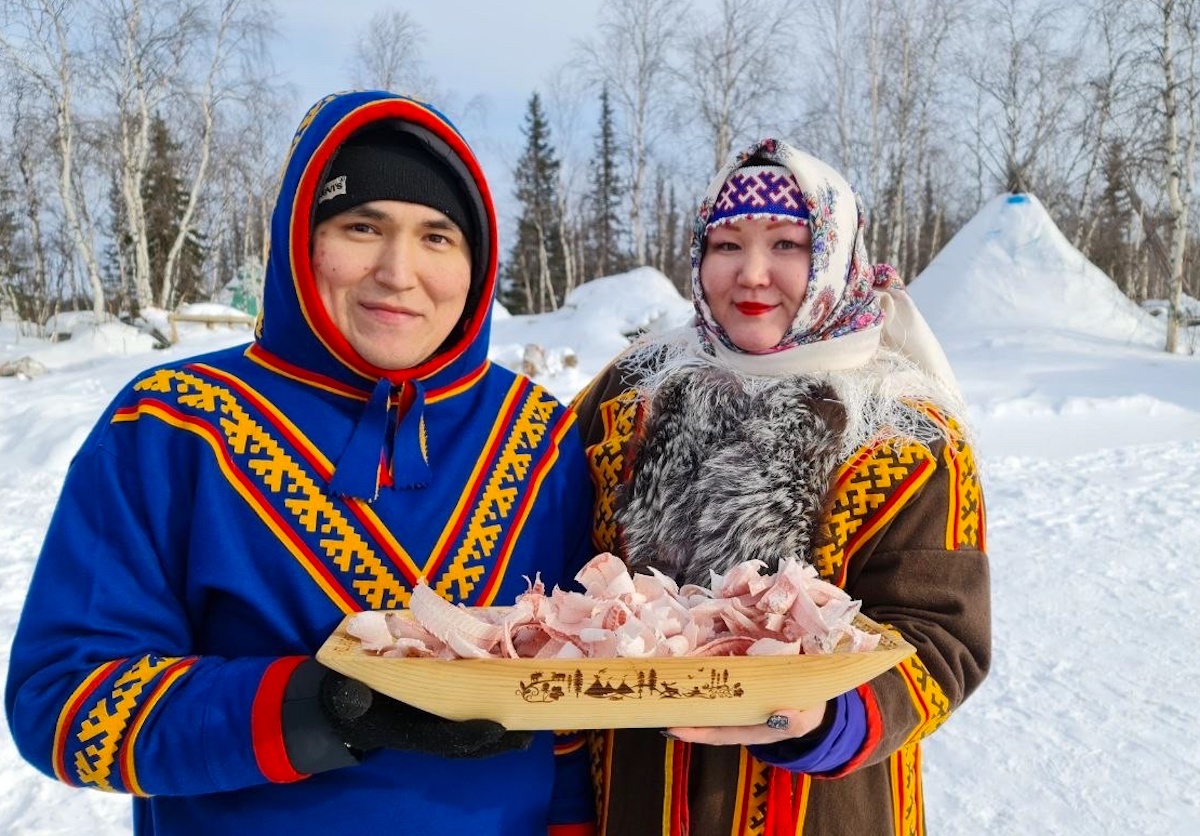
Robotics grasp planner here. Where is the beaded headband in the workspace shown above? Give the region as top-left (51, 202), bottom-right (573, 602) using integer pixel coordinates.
top-left (706, 164), bottom-right (809, 231)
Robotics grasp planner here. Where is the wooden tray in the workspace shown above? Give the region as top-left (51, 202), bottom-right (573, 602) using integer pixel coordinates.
top-left (316, 611), bottom-right (915, 730)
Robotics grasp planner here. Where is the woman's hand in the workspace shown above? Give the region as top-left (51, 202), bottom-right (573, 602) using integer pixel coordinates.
top-left (664, 703), bottom-right (827, 746)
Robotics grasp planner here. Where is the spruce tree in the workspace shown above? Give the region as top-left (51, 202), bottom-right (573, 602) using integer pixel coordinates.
top-left (585, 85), bottom-right (625, 279)
top-left (645, 169), bottom-right (690, 293)
top-left (501, 92), bottom-right (566, 314)
top-left (662, 181), bottom-right (690, 290)
top-left (102, 175), bottom-right (133, 313)
top-left (0, 162), bottom-right (22, 290)
top-left (106, 115), bottom-right (207, 313)
top-left (143, 114), bottom-right (205, 306)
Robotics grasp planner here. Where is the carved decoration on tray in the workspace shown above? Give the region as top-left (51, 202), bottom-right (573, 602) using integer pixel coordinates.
top-left (517, 667), bottom-right (744, 703)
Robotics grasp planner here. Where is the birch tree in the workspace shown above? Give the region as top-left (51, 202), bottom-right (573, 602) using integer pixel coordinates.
top-left (0, 0), bottom-right (106, 317)
top-left (348, 10), bottom-right (437, 100)
top-left (577, 0), bottom-right (684, 265)
top-left (544, 71), bottom-right (591, 298)
top-left (874, 0), bottom-right (940, 269)
top-left (678, 0), bottom-right (793, 176)
top-left (94, 0), bottom-right (200, 311)
top-left (157, 0), bottom-right (270, 309)
top-left (804, 0), bottom-right (960, 275)
top-left (1071, 0), bottom-right (1138, 257)
top-left (863, 2), bottom-right (888, 256)
top-left (807, 0), bottom-right (860, 172)
top-left (965, 0), bottom-right (1080, 195)
top-left (0, 141), bottom-right (27, 317)
top-left (799, 1), bottom-right (891, 259)
top-left (1151, 0), bottom-right (1199, 352)
top-left (3, 74), bottom-right (54, 326)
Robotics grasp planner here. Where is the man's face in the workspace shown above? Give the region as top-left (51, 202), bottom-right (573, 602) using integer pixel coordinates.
top-left (312, 200), bottom-right (472, 370)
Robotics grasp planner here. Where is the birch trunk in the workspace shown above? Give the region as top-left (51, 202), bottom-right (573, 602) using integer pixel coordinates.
top-left (49, 16), bottom-right (106, 318)
top-left (114, 0), bottom-right (154, 308)
top-left (159, 1), bottom-right (234, 309)
top-left (580, 0), bottom-right (681, 268)
top-left (1159, 0), bottom-right (1189, 352)
top-left (0, 1), bottom-right (108, 318)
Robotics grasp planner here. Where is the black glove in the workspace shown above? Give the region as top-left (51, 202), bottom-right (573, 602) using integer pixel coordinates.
top-left (282, 659), bottom-right (533, 774)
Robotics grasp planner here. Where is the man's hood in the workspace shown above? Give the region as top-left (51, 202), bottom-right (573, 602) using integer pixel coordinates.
top-left (255, 91), bottom-right (498, 393)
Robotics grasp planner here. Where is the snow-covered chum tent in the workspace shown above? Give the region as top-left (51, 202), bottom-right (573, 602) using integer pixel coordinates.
top-left (910, 194), bottom-right (1162, 347)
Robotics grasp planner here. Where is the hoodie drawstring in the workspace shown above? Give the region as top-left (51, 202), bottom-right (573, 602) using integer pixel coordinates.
top-left (330, 377), bottom-right (431, 501)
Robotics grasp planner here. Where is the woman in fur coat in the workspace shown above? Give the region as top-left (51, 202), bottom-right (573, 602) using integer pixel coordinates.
top-left (572, 138), bottom-right (991, 836)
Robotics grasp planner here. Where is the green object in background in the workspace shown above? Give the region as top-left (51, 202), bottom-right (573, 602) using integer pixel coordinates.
top-left (229, 283), bottom-right (260, 316)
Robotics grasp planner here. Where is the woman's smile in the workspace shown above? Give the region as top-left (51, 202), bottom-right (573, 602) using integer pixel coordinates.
top-left (734, 301), bottom-right (776, 316)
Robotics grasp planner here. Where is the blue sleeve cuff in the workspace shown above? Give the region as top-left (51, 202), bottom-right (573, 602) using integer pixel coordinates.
top-left (747, 689), bottom-right (867, 774)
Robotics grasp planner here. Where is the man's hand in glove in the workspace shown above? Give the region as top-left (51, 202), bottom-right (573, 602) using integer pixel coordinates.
top-left (281, 658), bottom-right (534, 773)
top-left (321, 669), bottom-right (533, 757)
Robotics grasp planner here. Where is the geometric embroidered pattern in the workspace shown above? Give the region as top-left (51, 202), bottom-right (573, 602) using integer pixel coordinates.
top-left (813, 437), bottom-right (935, 587)
top-left (889, 743), bottom-right (923, 836)
top-left (944, 439), bottom-right (984, 552)
top-left (433, 382), bottom-right (561, 602)
top-left (585, 391), bottom-right (640, 553)
top-left (709, 165), bottom-right (808, 230)
top-left (55, 654), bottom-right (192, 795)
top-left (897, 654), bottom-right (951, 747)
top-left (130, 367), bottom-right (411, 611)
top-left (125, 366), bottom-right (564, 611)
top-left (907, 402), bottom-right (984, 553)
top-left (740, 754), bottom-right (772, 836)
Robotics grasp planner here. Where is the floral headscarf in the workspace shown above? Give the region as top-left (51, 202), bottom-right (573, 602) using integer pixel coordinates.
top-left (692, 138), bottom-right (886, 356)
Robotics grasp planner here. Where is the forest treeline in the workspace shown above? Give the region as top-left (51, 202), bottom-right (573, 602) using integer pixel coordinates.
top-left (2, 0), bottom-right (1197, 352)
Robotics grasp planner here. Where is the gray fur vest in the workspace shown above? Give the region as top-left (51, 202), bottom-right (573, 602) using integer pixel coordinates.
top-left (616, 366), bottom-right (847, 587)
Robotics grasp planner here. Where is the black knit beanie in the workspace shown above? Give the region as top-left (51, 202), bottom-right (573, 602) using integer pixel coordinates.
top-left (314, 126), bottom-right (476, 252)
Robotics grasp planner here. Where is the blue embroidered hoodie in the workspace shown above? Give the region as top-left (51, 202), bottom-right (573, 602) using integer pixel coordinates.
top-left (5, 91), bottom-right (596, 835)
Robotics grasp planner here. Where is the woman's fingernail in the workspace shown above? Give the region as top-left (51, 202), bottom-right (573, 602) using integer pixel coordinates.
top-left (766, 714), bottom-right (790, 731)
top-left (660, 730), bottom-right (680, 740)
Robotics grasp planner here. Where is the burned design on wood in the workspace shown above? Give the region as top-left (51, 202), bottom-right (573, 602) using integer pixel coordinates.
top-left (516, 667), bottom-right (744, 703)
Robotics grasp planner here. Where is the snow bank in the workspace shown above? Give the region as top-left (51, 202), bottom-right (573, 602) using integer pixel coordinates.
top-left (489, 267), bottom-right (692, 400)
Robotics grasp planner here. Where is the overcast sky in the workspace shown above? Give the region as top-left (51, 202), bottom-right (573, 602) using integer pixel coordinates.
top-left (272, 0), bottom-right (606, 224)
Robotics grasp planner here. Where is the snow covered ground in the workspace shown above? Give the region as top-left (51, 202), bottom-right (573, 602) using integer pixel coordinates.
top-left (1, 196), bottom-right (1198, 833)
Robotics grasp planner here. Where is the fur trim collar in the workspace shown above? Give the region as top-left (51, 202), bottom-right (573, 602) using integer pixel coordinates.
top-left (620, 326), bottom-right (967, 459)
top-left (616, 365), bottom-right (846, 586)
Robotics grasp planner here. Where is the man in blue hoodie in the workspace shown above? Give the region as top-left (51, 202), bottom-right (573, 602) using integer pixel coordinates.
top-left (5, 91), bottom-right (596, 836)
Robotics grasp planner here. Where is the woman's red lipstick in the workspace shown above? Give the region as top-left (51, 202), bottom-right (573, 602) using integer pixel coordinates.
top-left (735, 301), bottom-right (775, 316)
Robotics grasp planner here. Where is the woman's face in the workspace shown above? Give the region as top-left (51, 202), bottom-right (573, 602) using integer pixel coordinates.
top-left (699, 218), bottom-right (812, 352)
